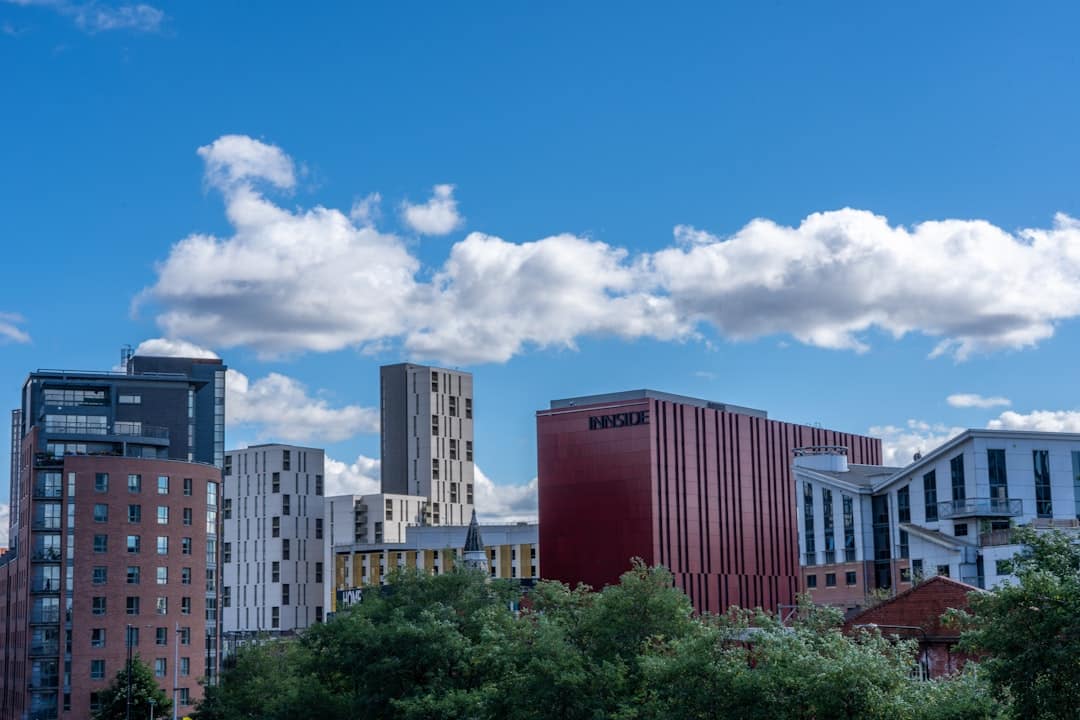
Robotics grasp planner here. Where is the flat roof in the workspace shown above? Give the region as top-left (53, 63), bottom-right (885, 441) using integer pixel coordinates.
top-left (548, 389), bottom-right (767, 418)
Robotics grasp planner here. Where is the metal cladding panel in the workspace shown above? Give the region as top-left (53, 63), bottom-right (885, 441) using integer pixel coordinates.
top-left (538, 398), bottom-right (881, 614)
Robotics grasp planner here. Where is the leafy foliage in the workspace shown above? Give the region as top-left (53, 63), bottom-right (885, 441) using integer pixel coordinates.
top-left (92, 655), bottom-right (172, 720)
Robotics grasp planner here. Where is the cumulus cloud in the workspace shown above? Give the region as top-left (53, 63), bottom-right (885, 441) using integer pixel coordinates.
top-left (0, 313), bottom-right (30, 344)
top-left (324, 454), bottom-right (381, 496)
top-left (474, 467), bottom-right (537, 524)
top-left (401, 184), bottom-right (463, 235)
top-left (134, 337), bottom-right (218, 359)
top-left (5, 0), bottom-right (164, 33)
top-left (987, 410), bottom-right (1080, 433)
top-left (869, 420), bottom-right (965, 467)
top-left (947, 393), bottom-right (1011, 409)
top-left (142, 135), bottom-right (1080, 365)
top-left (349, 192), bottom-right (382, 226)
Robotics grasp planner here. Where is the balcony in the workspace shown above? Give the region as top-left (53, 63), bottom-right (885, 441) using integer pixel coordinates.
top-left (937, 497), bottom-right (1022, 520)
top-left (32, 482), bottom-right (62, 499)
top-left (29, 609), bottom-right (60, 624)
top-left (44, 420), bottom-right (169, 445)
top-left (978, 529), bottom-right (1018, 547)
top-left (31, 548), bottom-right (62, 563)
top-left (30, 579), bottom-right (60, 594)
top-left (803, 552), bottom-right (818, 566)
top-left (28, 641), bottom-right (59, 657)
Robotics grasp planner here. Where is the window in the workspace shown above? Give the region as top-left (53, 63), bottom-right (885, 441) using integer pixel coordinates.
top-left (223, 586), bottom-right (231, 608)
top-left (272, 472), bottom-right (281, 493)
top-left (1073, 451), bottom-right (1080, 521)
top-left (315, 562), bottom-right (324, 583)
top-left (91, 628), bottom-right (106, 648)
top-left (995, 558), bottom-right (1013, 576)
top-left (432, 414), bottom-right (439, 436)
top-left (156, 627), bottom-right (168, 645)
top-left (179, 627), bottom-right (190, 645)
top-left (282, 495), bottom-right (290, 516)
top-left (223, 543), bottom-right (232, 564)
top-left (988, 449), bottom-right (1008, 500)
top-left (272, 517), bottom-right (280, 538)
top-left (465, 398), bottom-right (472, 419)
top-left (282, 584), bottom-right (290, 606)
top-left (900, 567), bottom-right (912, 583)
top-left (93, 504), bottom-right (108, 522)
top-left (912, 559), bottom-right (924, 580)
top-left (845, 571), bottom-right (857, 586)
top-left (954, 523), bottom-right (969, 537)
top-left (822, 487), bottom-right (835, 562)
top-left (899, 530), bottom-right (909, 558)
top-left (157, 536), bottom-right (168, 555)
top-left (119, 394), bottom-right (141, 404)
top-left (431, 373), bottom-right (439, 392)
top-left (950, 455), bottom-right (965, 503)
top-left (315, 518), bottom-right (323, 540)
top-left (183, 508), bottom-right (192, 526)
top-left (466, 441), bottom-right (473, 462)
top-left (282, 539), bottom-right (290, 560)
top-left (1034, 449), bottom-right (1053, 518)
top-left (385, 499), bottom-right (393, 521)
top-left (449, 396), bottom-right (458, 417)
top-left (271, 606), bottom-right (280, 629)
top-left (897, 485), bottom-right (911, 524)
top-left (207, 481), bottom-right (217, 507)
top-left (180, 597), bottom-right (191, 615)
top-left (432, 458), bottom-right (440, 480)
top-left (180, 657), bottom-right (190, 677)
top-left (183, 478), bottom-right (192, 496)
top-left (94, 473), bottom-right (108, 492)
top-left (126, 535), bottom-right (141, 553)
top-left (206, 567), bottom-right (216, 592)
top-left (90, 659), bottom-right (105, 680)
top-left (93, 534), bottom-right (108, 553)
top-left (126, 566), bottom-right (140, 584)
top-left (126, 597), bottom-right (140, 615)
top-left (156, 567), bottom-right (168, 585)
top-left (271, 561), bottom-right (280, 583)
top-left (316, 606), bottom-right (324, 623)
top-left (156, 597), bottom-right (167, 615)
top-left (181, 537), bottom-right (192, 555)
top-left (449, 439), bottom-right (458, 460)
top-left (128, 504), bottom-right (141, 523)
top-left (315, 474), bottom-right (323, 496)
top-left (806, 574), bottom-right (817, 589)
top-left (181, 567), bottom-right (191, 585)
top-left (803, 482), bottom-right (816, 565)
top-left (92, 566), bottom-right (107, 585)
top-left (178, 688), bottom-right (190, 706)
top-left (923, 470), bottom-right (938, 522)
top-left (128, 474), bottom-right (142, 493)
top-left (157, 506), bottom-right (169, 525)
top-left (157, 476), bottom-right (169, 495)
top-left (282, 450), bottom-right (291, 471)
top-left (936, 564), bottom-right (950, 578)
top-left (92, 597), bottom-right (106, 615)
top-left (154, 658), bottom-right (166, 678)
top-left (825, 572), bottom-right (836, 587)
top-left (128, 627), bottom-right (140, 647)
top-left (842, 495), bottom-right (856, 561)
top-left (223, 498), bottom-right (232, 520)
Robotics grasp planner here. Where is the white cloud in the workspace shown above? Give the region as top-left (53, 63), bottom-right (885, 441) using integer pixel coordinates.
top-left (349, 192), bottom-right (382, 226)
top-left (0, 503), bottom-right (8, 547)
top-left (869, 420), bottom-right (965, 467)
top-left (474, 466), bottom-right (537, 524)
top-left (401, 184), bottom-right (463, 235)
top-left (143, 135), bottom-right (1080, 366)
top-left (0, 313), bottom-right (30, 344)
top-left (134, 337), bottom-right (218, 359)
top-left (947, 393), bottom-right (1011, 409)
top-left (324, 454), bottom-right (381, 496)
top-left (227, 369), bottom-right (377, 443)
top-left (987, 410), bottom-right (1080, 433)
top-left (5, 0), bottom-right (164, 33)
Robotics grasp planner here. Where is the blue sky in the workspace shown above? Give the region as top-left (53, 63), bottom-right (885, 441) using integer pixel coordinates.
top-left (3, 1), bottom-right (1080, 535)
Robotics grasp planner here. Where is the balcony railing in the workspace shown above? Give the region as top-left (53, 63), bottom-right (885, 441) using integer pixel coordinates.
top-left (844, 548), bottom-right (857, 562)
top-left (978, 529), bottom-right (1018, 547)
top-left (30, 579), bottom-right (60, 593)
top-left (937, 497), bottom-right (1022, 520)
top-left (29, 608), bottom-right (60, 624)
top-left (32, 482), bottom-right (62, 499)
top-left (31, 549), bottom-right (62, 563)
top-left (29, 641), bottom-right (59, 656)
top-left (43, 420), bottom-right (169, 441)
top-left (804, 552), bottom-right (818, 566)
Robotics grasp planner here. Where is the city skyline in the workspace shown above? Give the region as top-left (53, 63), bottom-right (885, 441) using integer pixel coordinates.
top-left (4, 2), bottom-right (1080, 546)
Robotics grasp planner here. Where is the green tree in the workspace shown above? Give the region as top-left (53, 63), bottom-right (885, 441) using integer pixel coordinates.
top-left (949, 527), bottom-right (1080, 719)
top-left (93, 655), bottom-right (172, 720)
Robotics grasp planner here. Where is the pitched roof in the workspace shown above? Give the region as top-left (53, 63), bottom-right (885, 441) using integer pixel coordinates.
top-left (464, 509), bottom-right (484, 552)
top-left (844, 575), bottom-right (982, 641)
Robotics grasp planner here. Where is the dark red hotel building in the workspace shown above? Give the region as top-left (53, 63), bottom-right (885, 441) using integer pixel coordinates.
top-left (537, 390), bottom-right (881, 614)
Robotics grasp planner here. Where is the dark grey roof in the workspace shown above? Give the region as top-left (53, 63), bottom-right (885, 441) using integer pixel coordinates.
top-left (810, 463), bottom-right (903, 487)
top-left (548, 389), bottom-right (767, 418)
top-left (464, 509), bottom-right (484, 552)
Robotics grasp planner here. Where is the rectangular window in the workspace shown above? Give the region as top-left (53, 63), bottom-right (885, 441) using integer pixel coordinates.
top-left (223, 543), bottom-right (232, 564)
top-left (272, 606), bottom-right (280, 629)
top-left (156, 627), bottom-right (168, 645)
top-left (92, 597), bottom-right (106, 615)
top-left (282, 495), bottom-right (290, 516)
top-left (180, 657), bottom-right (190, 677)
top-left (315, 518), bottom-right (323, 539)
top-left (91, 628), bottom-right (106, 648)
top-left (126, 596), bottom-right (140, 615)
top-left (128, 504), bottom-right (141, 523)
top-left (179, 688), bottom-right (190, 706)
top-left (180, 597), bottom-right (191, 615)
top-left (842, 495), bottom-right (856, 562)
top-left (282, 539), bottom-right (290, 560)
top-left (181, 537), bottom-right (192, 555)
top-left (897, 485), bottom-right (911, 524)
top-left (92, 566), bottom-right (107, 585)
top-left (449, 439), bottom-right (458, 460)
top-left (431, 373), bottom-right (439, 392)
top-left (802, 482), bottom-right (816, 565)
top-left (282, 584), bottom-right (290, 606)
top-left (157, 506), bottom-right (169, 525)
top-left (93, 504), bottom-right (108, 522)
top-left (821, 487), bottom-right (835, 561)
top-left (449, 395), bottom-right (457, 417)
top-left (223, 498), bottom-right (232, 520)
top-left (899, 529), bottom-right (910, 559)
top-left (90, 659), bottom-right (105, 680)
top-left (315, 562), bottom-right (324, 583)
top-left (156, 597), bottom-right (167, 615)
top-left (95, 473), bottom-right (109, 492)
top-left (223, 586), bottom-right (231, 608)
top-left (923, 470), bottom-right (938, 521)
top-left (154, 658), bottom-right (166, 678)
top-left (954, 523), bottom-right (969, 537)
top-left (272, 517), bottom-right (280, 538)
top-left (465, 398), bottom-right (472, 419)
top-left (179, 627), bottom-right (190, 645)
top-left (207, 481), bottom-right (217, 508)
top-left (126, 566), bottom-right (140, 584)
top-left (127, 535), bottom-right (141, 553)
top-left (128, 474), bottom-right (142, 493)
top-left (157, 476), bottom-right (169, 495)
top-left (156, 567), bottom-right (168, 585)
top-left (950, 455), bottom-right (965, 503)
top-left (432, 414), bottom-right (439, 436)
top-left (825, 572), bottom-right (836, 587)
top-left (183, 508), bottom-right (192, 526)
top-left (432, 458), bottom-right (440, 481)
top-left (181, 567), bottom-right (191, 585)
top-left (806, 574), bottom-right (817, 588)
top-left (900, 567), bottom-right (912, 583)
top-left (271, 561), bottom-right (280, 583)
top-left (183, 478), bottom-right (192, 496)
top-left (937, 564), bottom-right (950, 577)
top-left (282, 450), bottom-right (291, 471)
top-left (272, 472), bottom-right (281, 493)
top-left (316, 606), bottom-right (324, 623)
top-left (988, 449), bottom-right (1008, 500)
top-left (315, 474), bottom-right (324, 496)
top-left (1034, 449), bottom-right (1053, 518)
top-left (912, 559), bottom-right (924, 580)
top-left (119, 394), bottom-right (141, 404)
top-left (995, 558), bottom-right (1013, 575)
top-left (845, 570), bottom-right (857, 586)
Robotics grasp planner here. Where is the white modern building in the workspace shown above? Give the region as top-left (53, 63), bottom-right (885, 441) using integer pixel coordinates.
top-left (794, 431), bottom-right (1080, 611)
top-left (222, 444), bottom-right (326, 638)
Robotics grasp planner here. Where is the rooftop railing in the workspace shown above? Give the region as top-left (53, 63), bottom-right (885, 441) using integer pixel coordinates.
top-left (937, 497), bottom-right (1022, 519)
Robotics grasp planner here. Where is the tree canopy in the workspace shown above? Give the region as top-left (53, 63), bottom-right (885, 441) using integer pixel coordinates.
top-left (93, 655), bottom-right (172, 720)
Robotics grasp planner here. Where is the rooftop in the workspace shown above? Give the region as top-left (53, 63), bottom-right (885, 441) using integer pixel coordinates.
top-left (547, 389), bottom-right (767, 418)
